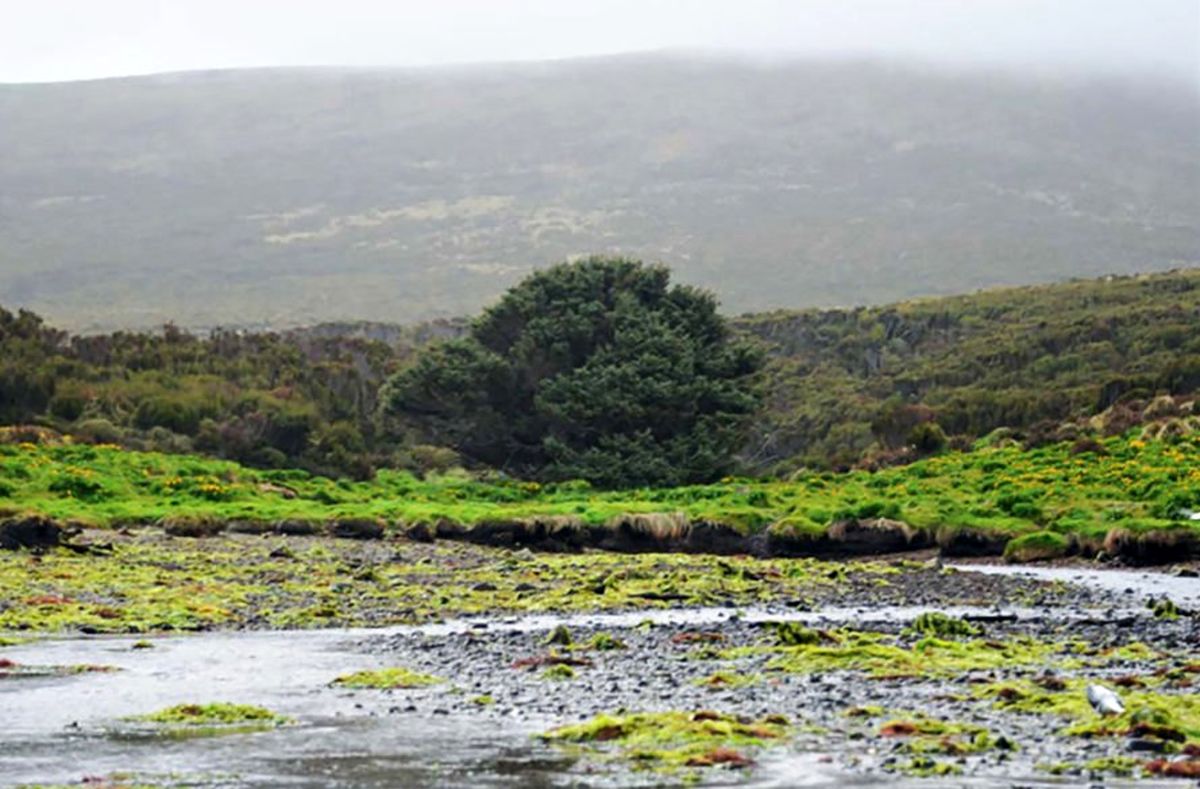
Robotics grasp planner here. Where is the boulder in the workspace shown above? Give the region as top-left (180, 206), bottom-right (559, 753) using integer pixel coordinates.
top-left (0, 515), bottom-right (62, 550)
top-left (328, 518), bottom-right (384, 540)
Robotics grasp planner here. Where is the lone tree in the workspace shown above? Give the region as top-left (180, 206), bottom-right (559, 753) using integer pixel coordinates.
top-left (382, 257), bottom-right (761, 487)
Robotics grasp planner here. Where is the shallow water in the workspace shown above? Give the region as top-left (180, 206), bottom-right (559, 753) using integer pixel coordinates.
top-left (0, 564), bottom-right (1190, 788)
top-left (951, 563), bottom-right (1200, 608)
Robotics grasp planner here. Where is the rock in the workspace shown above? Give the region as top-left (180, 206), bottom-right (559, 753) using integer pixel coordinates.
top-left (1127, 738), bottom-right (1167, 753)
top-left (0, 515), bottom-right (62, 550)
top-left (257, 482), bottom-right (298, 499)
top-left (227, 519), bottom-right (274, 534)
top-left (543, 625), bottom-right (573, 646)
top-left (1086, 684), bottom-right (1124, 716)
top-left (160, 516), bottom-right (226, 538)
top-left (403, 522), bottom-right (436, 543)
top-left (328, 519), bottom-right (385, 540)
top-left (275, 519), bottom-right (321, 536)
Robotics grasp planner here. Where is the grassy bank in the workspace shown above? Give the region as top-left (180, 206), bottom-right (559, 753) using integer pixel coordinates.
top-left (2, 425), bottom-right (1198, 561)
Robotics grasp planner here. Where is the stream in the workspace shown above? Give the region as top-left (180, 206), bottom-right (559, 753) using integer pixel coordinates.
top-left (1, 563), bottom-right (1194, 788)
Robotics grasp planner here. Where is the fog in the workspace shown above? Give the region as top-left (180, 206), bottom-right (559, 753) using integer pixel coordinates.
top-left (2, 0), bottom-right (1197, 84)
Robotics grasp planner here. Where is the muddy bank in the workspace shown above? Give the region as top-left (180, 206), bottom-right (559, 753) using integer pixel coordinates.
top-left (11, 510), bottom-right (1197, 568)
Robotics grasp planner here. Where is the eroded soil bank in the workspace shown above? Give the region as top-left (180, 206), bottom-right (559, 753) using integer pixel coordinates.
top-left (1, 538), bottom-right (1197, 788)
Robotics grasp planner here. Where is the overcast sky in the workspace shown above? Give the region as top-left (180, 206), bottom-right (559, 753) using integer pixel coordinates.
top-left (1, 0), bottom-right (1197, 84)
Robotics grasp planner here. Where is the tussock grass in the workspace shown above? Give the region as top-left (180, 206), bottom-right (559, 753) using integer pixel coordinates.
top-left (0, 430), bottom-right (1197, 561)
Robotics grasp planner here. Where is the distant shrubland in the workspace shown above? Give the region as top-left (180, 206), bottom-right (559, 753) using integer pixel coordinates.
top-left (1, 267), bottom-right (1197, 484)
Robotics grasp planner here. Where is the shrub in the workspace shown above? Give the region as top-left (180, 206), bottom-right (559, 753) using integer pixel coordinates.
top-left (72, 418), bottom-right (124, 445)
top-left (382, 258), bottom-right (761, 488)
top-left (908, 422), bottom-right (948, 455)
top-left (47, 471), bottom-right (107, 501)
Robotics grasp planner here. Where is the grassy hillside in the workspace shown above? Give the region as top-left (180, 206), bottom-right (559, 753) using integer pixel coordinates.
top-left (1, 269), bottom-right (1198, 477)
top-left (2, 55), bottom-right (1196, 331)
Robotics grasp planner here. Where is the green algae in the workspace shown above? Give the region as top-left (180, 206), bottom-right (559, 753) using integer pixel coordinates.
top-left (770, 621), bottom-right (825, 646)
top-left (0, 532), bottom-right (891, 633)
top-left (331, 667), bottom-right (444, 689)
top-left (763, 630), bottom-right (1058, 678)
top-left (541, 663), bottom-right (577, 681)
top-left (1083, 756), bottom-right (1144, 776)
top-left (878, 716), bottom-right (1012, 756)
top-left (585, 632), bottom-right (627, 651)
top-left (0, 659), bottom-right (118, 678)
top-left (539, 710), bottom-right (790, 774)
top-left (543, 624), bottom-right (573, 646)
top-left (904, 612), bottom-right (980, 639)
top-left (1150, 597), bottom-right (1180, 620)
top-left (122, 703), bottom-right (291, 739)
top-left (887, 756), bottom-right (963, 777)
top-left (977, 678), bottom-right (1200, 749)
top-left (131, 703), bottom-right (288, 725)
top-left (746, 625), bottom-right (1172, 681)
top-left (694, 671), bottom-right (761, 689)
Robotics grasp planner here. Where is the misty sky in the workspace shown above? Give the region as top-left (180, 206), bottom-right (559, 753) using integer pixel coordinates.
top-left (1, 0), bottom-right (1197, 83)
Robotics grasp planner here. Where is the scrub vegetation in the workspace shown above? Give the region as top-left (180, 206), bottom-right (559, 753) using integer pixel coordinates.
top-left (2, 267), bottom-right (1197, 485)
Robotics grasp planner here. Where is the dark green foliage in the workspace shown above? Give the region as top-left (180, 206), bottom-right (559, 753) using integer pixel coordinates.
top-left (740, 270), bottom-right (1200, 472)
top-left (2, 269), bottom-right (1197, 480)
top-left (908, 422), bottom-right (948, 455)
top-left (382, 258), bottom-right (762, 487)
top-left (0, 307), bottom-right (408, 478)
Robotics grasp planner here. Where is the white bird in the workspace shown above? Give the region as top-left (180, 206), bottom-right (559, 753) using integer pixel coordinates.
top-left (1086, 684), bottom-right (1125, 716)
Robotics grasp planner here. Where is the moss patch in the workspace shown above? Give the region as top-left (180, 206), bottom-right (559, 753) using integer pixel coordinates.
top-left (979, 678), bottom-right (1200, 750)
top-left (761, 630), bottom-right (1058, 678)
top-left (539, 710), bottom-right (790, 774)
top-left (124, 702), bottom-right (291, 738)
top-left (904, 612), bottom-right (980, 639)
top-left (331, 667), bottom-right (444, 689)
top-left (0, 531), bottom-right (896, 633)
top-left (541, 663), bottom-right (577, 681)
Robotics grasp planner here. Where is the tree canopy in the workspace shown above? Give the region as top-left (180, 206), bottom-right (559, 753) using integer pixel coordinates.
top-left (381, 257), bottom-right (762, 487)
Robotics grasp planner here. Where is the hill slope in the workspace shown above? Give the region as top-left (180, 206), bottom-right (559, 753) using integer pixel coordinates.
top-left (738, 269), bottom-right (1200, 471)
top-left (1, 55), bottom-right (1197, 332)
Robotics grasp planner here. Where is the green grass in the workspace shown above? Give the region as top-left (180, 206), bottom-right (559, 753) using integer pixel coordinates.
top-left (1, 429), bottom-right (1196, 556)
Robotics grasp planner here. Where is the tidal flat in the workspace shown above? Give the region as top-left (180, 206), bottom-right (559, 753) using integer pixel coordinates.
top-left (1, 530), bottom-right (1197, 788)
